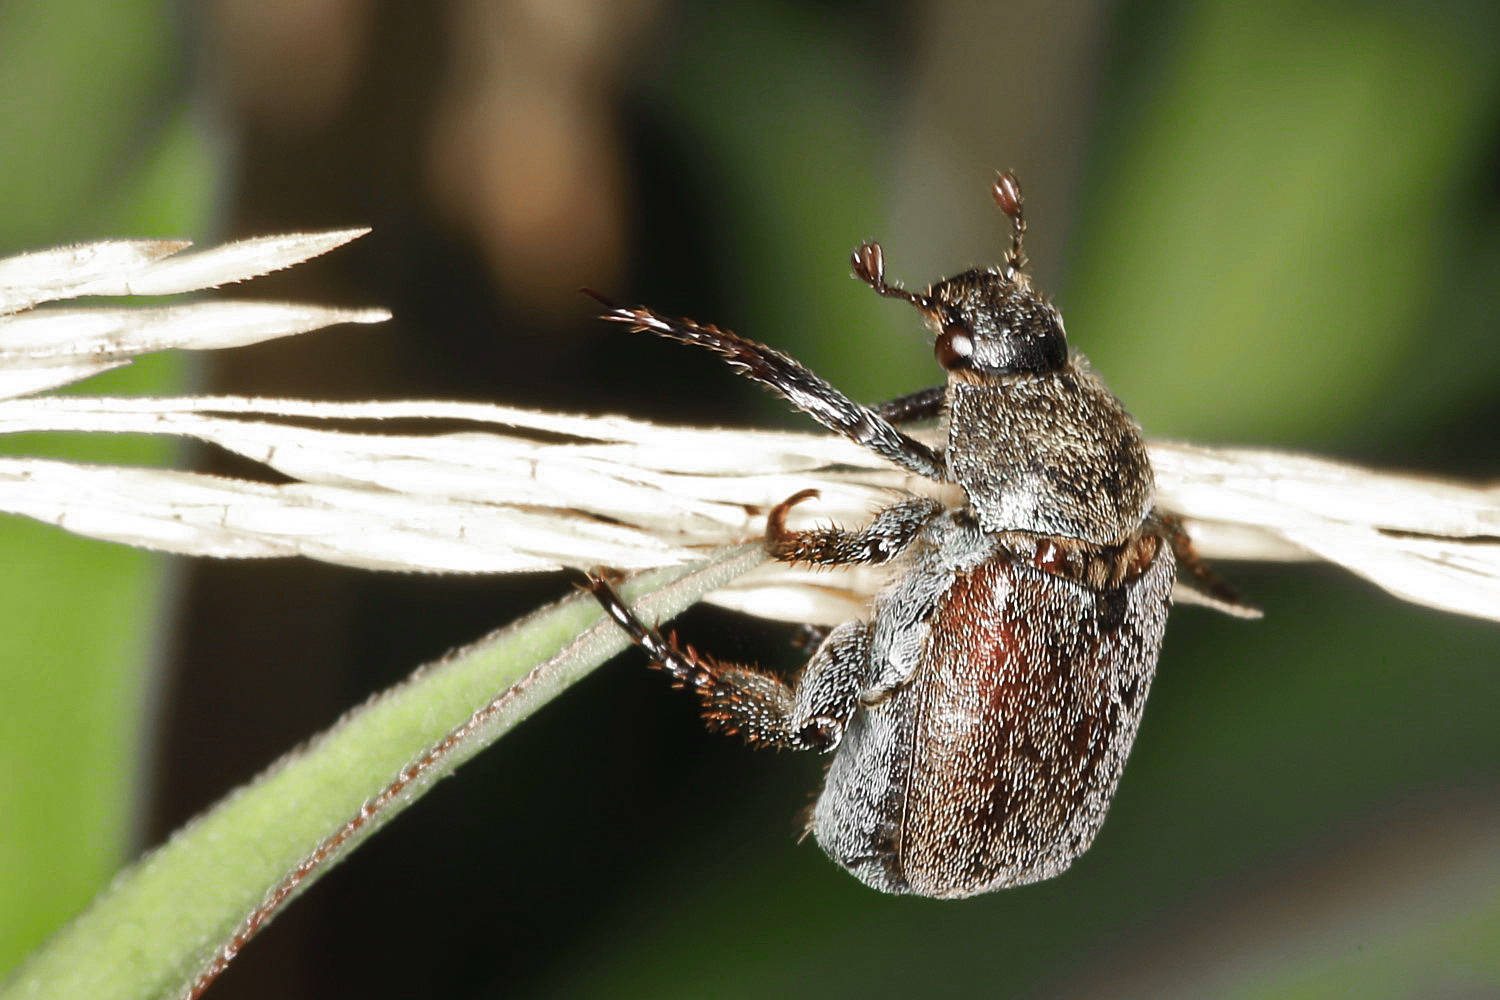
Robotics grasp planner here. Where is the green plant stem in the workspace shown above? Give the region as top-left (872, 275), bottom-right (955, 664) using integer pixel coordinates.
top-left (0, 545), bottom-right (767, 1000)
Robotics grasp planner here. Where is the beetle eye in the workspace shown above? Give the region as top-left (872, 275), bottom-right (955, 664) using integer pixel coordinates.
top-left (935, 324), bottom-right (974, 370)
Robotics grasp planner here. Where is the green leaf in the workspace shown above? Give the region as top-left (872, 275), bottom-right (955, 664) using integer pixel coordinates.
top-left (0, 0), bottom-right (214, 972)
top-left (0, 546), bottom-right (765, 1000)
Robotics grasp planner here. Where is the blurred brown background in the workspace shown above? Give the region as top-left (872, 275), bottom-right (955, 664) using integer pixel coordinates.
top-left (2, 0), bottom-right (1497, 997)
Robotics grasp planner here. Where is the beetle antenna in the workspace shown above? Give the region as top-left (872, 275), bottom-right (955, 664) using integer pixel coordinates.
top-left (851, 242), bottom-right (935, 312)
top-left (992, 172), bottom-right (1028, 277)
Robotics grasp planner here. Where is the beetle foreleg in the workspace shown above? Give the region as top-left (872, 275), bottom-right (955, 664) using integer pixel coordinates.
top-left (594, 302), bottom-right (946, 481)
top-left (584, 574), bottom-right (871, 751)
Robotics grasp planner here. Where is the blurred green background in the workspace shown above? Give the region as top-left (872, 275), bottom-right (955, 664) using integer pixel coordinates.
top-left (1, 0), bottom-right (1496, 998)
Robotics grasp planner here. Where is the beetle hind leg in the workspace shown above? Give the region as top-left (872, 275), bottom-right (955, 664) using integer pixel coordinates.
top-left (1155, 513), bottom-right (1262, 618)
top-left (791, 623), bottom-right (831, 655)
top-left (584, 573), bottom-right (871, 752)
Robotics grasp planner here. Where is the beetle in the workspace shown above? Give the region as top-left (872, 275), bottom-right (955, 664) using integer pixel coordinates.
top-left (584, 173), bottom-right (1253, 898)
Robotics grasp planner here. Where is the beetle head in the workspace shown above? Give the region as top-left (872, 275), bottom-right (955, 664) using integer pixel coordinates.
top-left (852, 172), bottom-right (1068, 379)
top-left (923, 268), bottom-right (1067, 378)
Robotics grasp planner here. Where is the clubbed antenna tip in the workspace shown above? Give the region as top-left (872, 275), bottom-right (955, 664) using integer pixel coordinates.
top-left (992, 172), bottom-right (1028, 276)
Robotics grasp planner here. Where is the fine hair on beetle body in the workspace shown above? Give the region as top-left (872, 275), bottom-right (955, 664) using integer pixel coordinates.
top-left (585, 171), bottom-right (1255, 899)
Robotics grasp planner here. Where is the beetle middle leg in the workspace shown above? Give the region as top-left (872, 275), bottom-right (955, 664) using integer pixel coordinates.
top-left (769, 389), bottom-right (941, 658)
top-left (584, 573), bottom-right (871, 751)
top-left (766, 489), bottom-right (942, 567)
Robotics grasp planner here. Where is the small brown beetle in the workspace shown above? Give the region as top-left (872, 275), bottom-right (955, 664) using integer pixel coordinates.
top-left (586, 174), bottom-right (1252, 897)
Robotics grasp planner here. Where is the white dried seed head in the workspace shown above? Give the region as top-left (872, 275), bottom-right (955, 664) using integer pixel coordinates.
top-left (0, 232), bottom-right (1494, 624)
